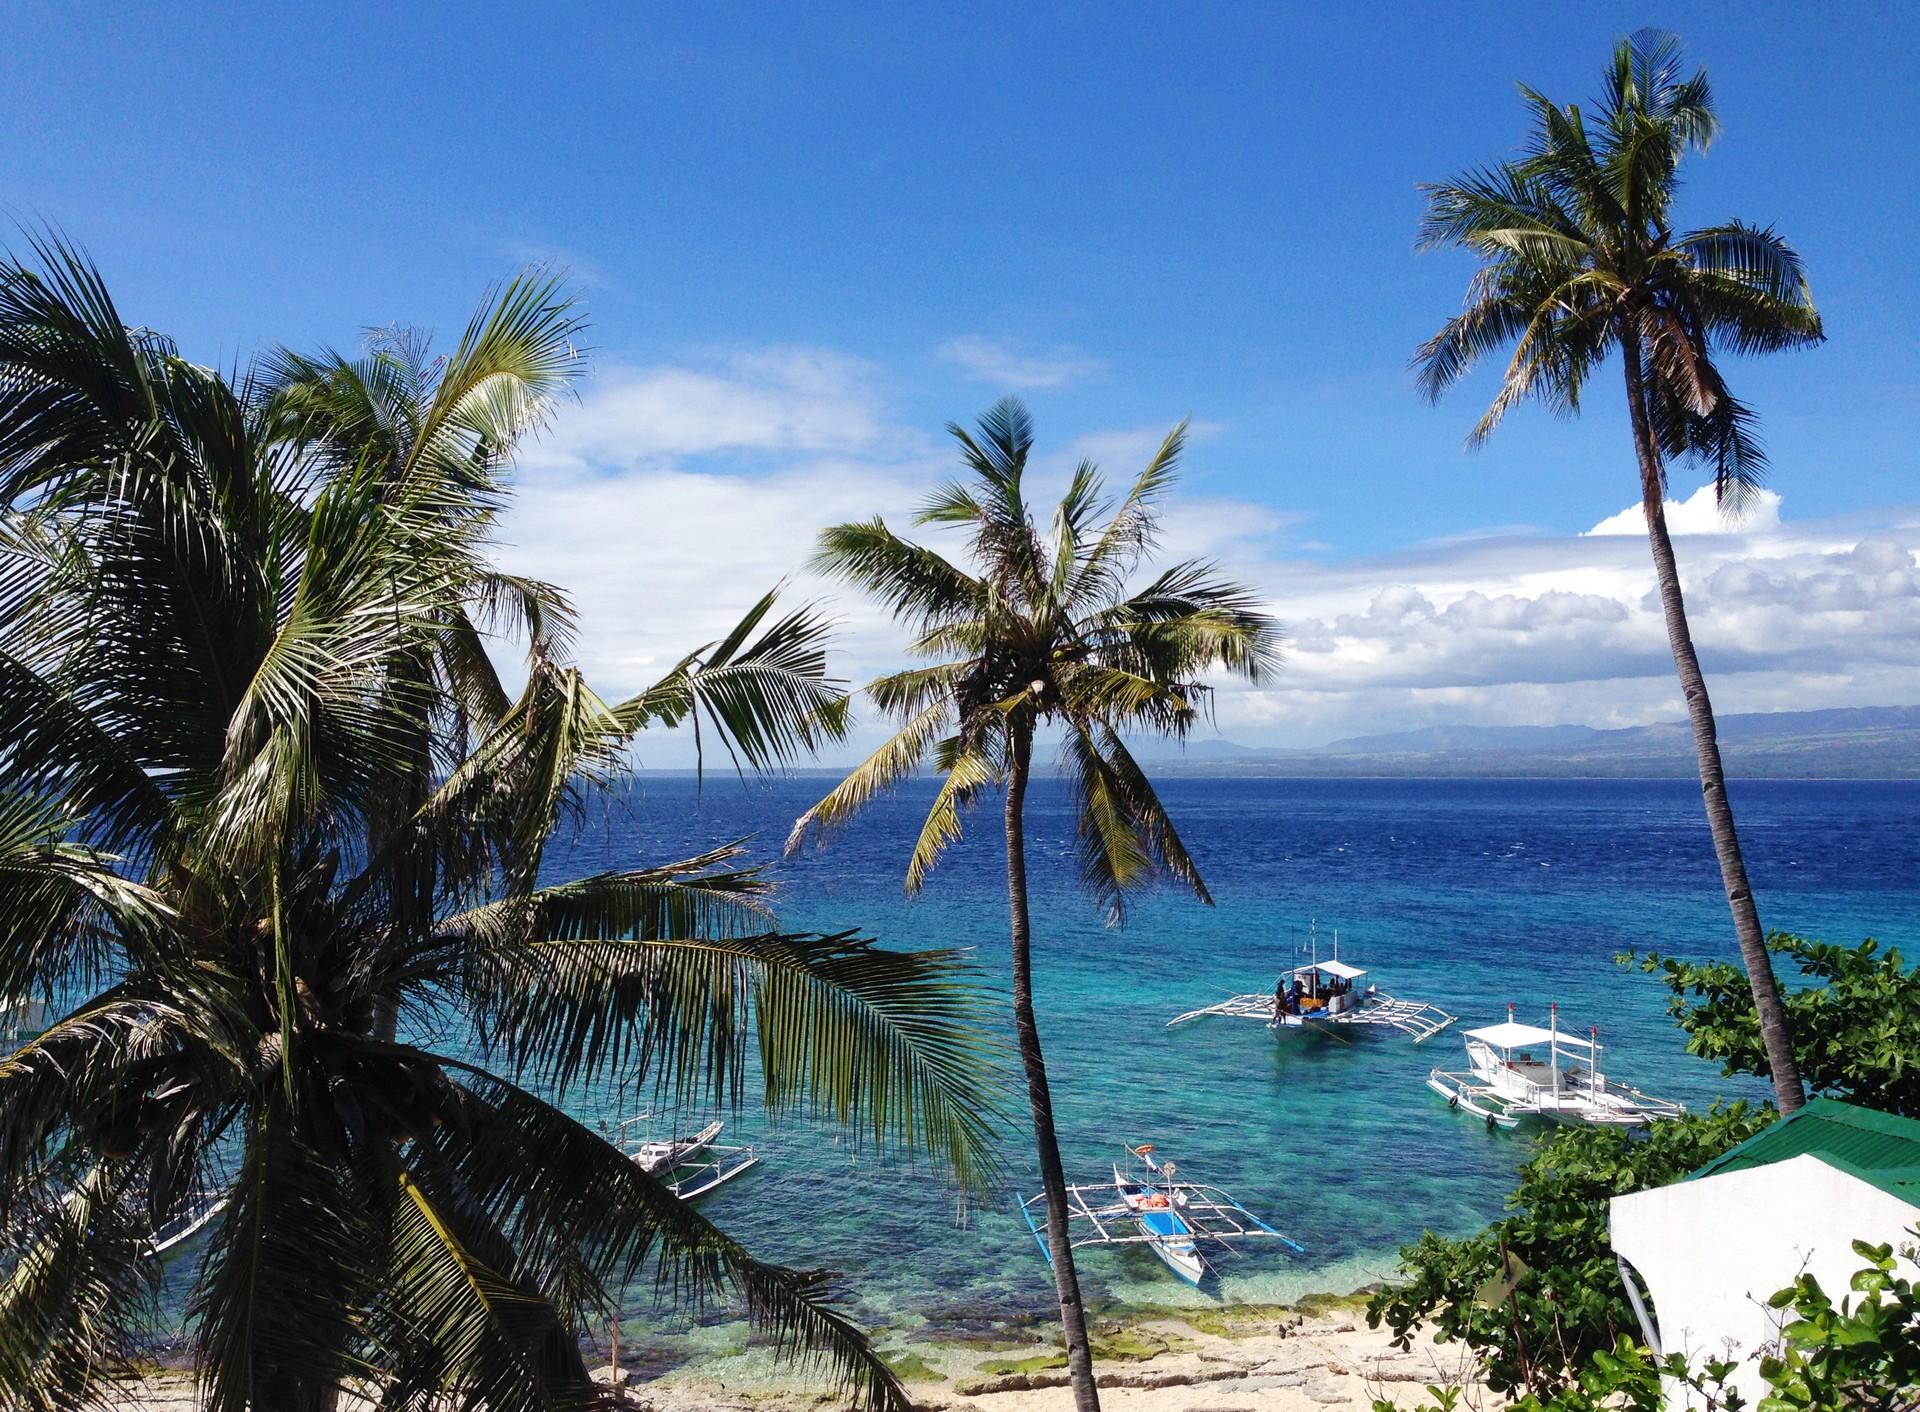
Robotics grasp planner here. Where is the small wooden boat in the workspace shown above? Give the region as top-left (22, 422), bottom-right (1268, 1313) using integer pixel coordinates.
top-left (1020, 1143), bottom-right (1303, 1286)
top-left (1427, 1004), bottom-right (1683, 1129)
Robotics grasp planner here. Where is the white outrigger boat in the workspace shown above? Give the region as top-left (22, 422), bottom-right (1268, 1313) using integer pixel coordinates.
top-left (1168, 925), bottom-right (1456, 1044)
top-left (1426, 1004), bottom-right (1684, 1129)
top-left (148, 1194), bottom-right (227, 1259)
top-left (610, 1114), bottom-right (759, 1200)
top-left (1020, 1144), bottom-right (1304, 1286)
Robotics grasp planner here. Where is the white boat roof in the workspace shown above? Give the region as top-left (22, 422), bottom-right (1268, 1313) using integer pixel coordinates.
top-left (1465, 1020), bottom-right (1595, 1050)
top-left (1290, 959), bottom-right (1368, 980)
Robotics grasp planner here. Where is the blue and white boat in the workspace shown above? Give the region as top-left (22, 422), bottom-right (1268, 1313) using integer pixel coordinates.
top-left (1020, 1143), bottom-right (1303, 1286)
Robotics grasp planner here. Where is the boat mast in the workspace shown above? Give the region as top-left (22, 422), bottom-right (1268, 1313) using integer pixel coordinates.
top-left (1550, 1002), bottom-right (1560, 1097)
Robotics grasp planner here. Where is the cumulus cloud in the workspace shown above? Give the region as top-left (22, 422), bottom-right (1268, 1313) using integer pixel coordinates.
top-left (519, 347), bottom-right (906, 474)
top-left (1223, 490), bottom-right (1920, 744)
top-left (937, 336), bottom-right (1106, 390)
top-left (497, 349), bottom-right (1919, 760)
top-left (1584, 481), bottom-right (1784, 537)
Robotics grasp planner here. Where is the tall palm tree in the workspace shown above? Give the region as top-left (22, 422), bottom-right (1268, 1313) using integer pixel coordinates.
top-left (788, 399), bottom-right (1280, 1412)
top-left (1413, 31), bottom-right (1822, 1112)
top-left (0, 237), bottom-right (1001, 1412)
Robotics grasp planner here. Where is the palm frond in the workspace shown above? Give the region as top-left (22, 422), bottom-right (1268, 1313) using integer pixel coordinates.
top-left (812, 519), bottom-right (981, 630)
top-left (0, 1159), bottom-right (156, 1410)
top-left (377, 1168), bottom-right (588, 1412)
top-left (460, 929), bottom-right (1004, 1192)
top-left (192, 1103), bottom-right (378, 1412)
top-left (615, 589), bottom-right (849, 776)
top-left (785, 696), bottom-right (950, 855)
top-left (410, 1062), bottom-right (917, 1412)
top-left (903, 736), bottom-right (999, 894)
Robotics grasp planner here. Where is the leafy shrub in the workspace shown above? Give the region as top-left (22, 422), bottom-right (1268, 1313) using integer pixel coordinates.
top-left (1633, 933), bottom-right (1920, 1118)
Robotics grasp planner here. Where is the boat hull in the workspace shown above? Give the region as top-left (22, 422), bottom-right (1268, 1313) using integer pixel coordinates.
top-left (1133, 1208), bottom-right (1205, 1284)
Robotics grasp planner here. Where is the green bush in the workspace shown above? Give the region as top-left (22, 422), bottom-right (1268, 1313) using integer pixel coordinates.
top-left (1633, 933), bottom-right (1920, 1118)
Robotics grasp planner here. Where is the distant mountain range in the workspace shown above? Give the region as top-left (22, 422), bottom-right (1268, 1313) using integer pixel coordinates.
top-left (1141, 706), bottom-right (1920, 778)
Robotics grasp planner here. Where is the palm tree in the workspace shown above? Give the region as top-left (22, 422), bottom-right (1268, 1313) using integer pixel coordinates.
top-left (1413, 31), bottom-right (1822, 1113)
top-left (0, 236), bottom-right (1001, 1412)
top-left (788, 399), bottom-right (1280, 1411)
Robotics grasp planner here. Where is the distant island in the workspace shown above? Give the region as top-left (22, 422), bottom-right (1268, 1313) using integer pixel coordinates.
top-left (1140, 705), bottom-right (1920, 779)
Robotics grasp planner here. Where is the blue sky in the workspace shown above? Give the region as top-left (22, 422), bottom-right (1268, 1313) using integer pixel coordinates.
top-left (5, 3), bottom-right (1916, 750)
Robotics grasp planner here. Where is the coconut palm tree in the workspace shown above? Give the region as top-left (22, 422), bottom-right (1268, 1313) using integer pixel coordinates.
top-left (0, 236), bottom-right (1001, 1412)
top-left (788, 399), bottom-right (1280, 1411)
top-left (1413, 30), bottom-right (1823, 1112)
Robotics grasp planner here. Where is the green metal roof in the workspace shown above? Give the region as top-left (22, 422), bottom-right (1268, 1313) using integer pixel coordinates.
top-left (1689, 1097), bottom-right (1920, 1207)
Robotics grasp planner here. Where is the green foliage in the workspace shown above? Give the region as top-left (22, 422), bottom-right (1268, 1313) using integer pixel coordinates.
top-left (1633, 933), bottom-right (1920, 1118)
top-left (1367, 1104), bottom-right (1775, 1395)
top-left (0, 238), bottom-right (1003, 1412)
top-left (788, 397), bottom-right (1282, 920)
top-left (1759, 1235), bottom-right (1920, 1411)
top-left (1379, 1236), bottom-right (1920, 1412)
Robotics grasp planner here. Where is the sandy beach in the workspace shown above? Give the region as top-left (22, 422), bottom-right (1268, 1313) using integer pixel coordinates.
top-left (128, 1298), bottom-right (1486, 1412)
top-left (610, 1297), bottom-right (1488, 1412)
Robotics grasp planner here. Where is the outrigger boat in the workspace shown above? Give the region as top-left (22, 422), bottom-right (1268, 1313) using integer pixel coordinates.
top-left (630, 1117), bottom-right (725, 1175)
top-left (148, 1194), bottom-right (228, 1259)
top-left (610, 1114), bottom-right (759, 1200)
top-left (1168, 924), bottom-right (1455, 1044)
top-left (1020, 1144), bottom-right (1304, 1286)
top-left (1426, 1004), bottom-right (1684, 1129)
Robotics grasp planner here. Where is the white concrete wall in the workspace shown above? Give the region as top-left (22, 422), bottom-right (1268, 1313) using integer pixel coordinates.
top-left (1610, 1153), bottom-right (1919, 1410)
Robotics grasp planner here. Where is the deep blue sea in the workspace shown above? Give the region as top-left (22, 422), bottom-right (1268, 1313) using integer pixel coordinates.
top-left (526, 773), bottom-right (1920, 1338)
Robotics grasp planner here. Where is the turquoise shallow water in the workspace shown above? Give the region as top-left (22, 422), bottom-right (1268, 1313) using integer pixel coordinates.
top-left (540, 774), bottom-right (1920, 1335)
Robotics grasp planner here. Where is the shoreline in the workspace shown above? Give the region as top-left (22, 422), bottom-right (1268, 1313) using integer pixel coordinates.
top-left (612, 1291), bottom-right (1487, 1411)
top-left (126, 1291), bottom-right (1490, 1410)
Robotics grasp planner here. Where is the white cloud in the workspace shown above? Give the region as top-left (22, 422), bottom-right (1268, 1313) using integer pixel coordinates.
top-left (1221, 489), bottom-right (1920, 745)
top-left (937, 336), bottom-right (1106, 391)
top-left (1584, 481), bottom-right (1784, 537)
top-left (500, 352), bottom-right (1919, 761)
top-left (520, 348), bottom-right (905, 473)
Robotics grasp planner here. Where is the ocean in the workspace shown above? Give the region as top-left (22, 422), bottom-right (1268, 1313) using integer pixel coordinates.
top-left (539, 773), bottom-right (1920, 1341)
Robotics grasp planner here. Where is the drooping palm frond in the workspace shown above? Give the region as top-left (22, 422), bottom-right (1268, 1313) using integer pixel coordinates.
top-left (0, 1159), bottom-right (157, 1412)
top-left (411, 1064), bottom-right (917, 1412)
top-left (456, 927), bottom-right (1002, 1192)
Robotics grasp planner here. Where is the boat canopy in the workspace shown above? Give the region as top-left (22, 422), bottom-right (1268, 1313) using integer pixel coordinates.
top-left (1290, 959), bottom-right (1368, 981)
top-left (1464, 1020), bottom-right (1596, 1050)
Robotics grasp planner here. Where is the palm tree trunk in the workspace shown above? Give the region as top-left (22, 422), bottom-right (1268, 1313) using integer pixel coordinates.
top-left (1620, 336), bottom-right (1805, 1113)
top-left (1005, 716), bottom-right (1102, 1412)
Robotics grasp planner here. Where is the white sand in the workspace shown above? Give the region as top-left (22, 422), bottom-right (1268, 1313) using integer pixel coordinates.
top-left (127, 1308), bottom-right (1488, 1411)
top-left (617, 1310), bottom-right (1489, 1412)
